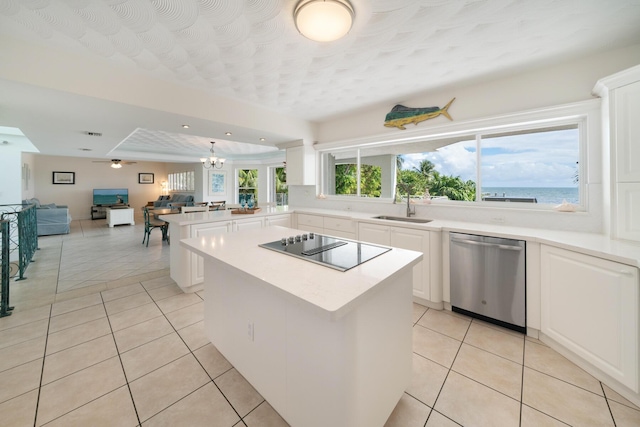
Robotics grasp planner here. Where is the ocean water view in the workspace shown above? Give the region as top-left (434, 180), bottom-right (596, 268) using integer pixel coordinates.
top-left (481, 187), bottom-right (579, 205)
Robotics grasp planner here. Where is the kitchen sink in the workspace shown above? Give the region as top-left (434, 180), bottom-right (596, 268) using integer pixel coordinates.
top-left (372, 215), bottom-right (433, 224)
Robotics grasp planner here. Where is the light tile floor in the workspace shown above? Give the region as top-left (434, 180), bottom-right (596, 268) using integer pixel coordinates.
top-left (2, 219), bottom-right (640, 426)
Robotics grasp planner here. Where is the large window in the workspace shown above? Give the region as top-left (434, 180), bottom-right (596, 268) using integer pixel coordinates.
top-left (168, 171), bottom-right (195, 192)
top-left (238, 169), bottom-right (258, 204)
top-left (273, 166), bottom-right (288, 206)
top-left (321, 120), bottom-right (583, 207)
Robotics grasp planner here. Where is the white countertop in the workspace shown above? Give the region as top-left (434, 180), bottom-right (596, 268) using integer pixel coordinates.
top-left (180, 226), bottom-right (422, 320)
top-left (294, 207), bottom-right (640, 268)
top-left (163, 205), bottom-right (640, 268)
top-left (159, 206), bottom-right (291, 226)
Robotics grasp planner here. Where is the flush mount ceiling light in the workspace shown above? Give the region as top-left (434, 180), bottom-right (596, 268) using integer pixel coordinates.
top-left (294, 0), bottom-right (354, 42)
top-left (201, 141), bottom-right (226, 169)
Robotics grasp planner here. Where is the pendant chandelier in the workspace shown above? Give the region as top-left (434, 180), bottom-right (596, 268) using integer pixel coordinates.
top-left (201, 141), bottom-right (225, 169)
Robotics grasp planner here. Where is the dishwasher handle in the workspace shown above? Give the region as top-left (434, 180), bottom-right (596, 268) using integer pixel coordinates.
top-left (450, 237), bottom-right (523, 251)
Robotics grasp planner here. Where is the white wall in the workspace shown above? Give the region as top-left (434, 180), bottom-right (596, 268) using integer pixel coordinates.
top-left (0, 150), bottom-right (21, 205)
top-left (32, 155), bottom-right (168, 220)
top-left (316, 44), bottom-right (640, 144)
top-left (285, 46), bottom-right (640, 234)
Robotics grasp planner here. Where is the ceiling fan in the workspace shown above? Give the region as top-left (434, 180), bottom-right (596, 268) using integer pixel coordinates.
top-left (92, 159), bottom-right (137, 169)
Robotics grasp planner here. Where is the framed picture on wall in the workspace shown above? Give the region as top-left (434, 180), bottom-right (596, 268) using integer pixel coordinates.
top-left (208, 170), bottom-right (226, 196)
top-left (138, 173), bottom-right (154, 184)
top-left (52, 171), bottom-right (75, 185)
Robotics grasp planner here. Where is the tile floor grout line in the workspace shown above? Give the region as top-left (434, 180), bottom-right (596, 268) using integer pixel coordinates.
top-left (420, 307), bottom-right (469, 426)
top-left (100, 290), bottom-right (143, 427)
top-left (144, 287), bottom-right (250, 425)
top-left (30, 304), bottom-right (53, 427)
top-left (524, 364), bottom-right (610, 398)
top-left (602, 381), bottom-right (618, 427)
top-left (53, 240), bottom-right (65, 296)
top-left (520, 402), bottom-right (572, 426)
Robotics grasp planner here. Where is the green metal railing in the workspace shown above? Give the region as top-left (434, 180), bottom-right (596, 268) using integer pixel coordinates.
top-left (0, 203), bottom-right (38, 282)
top-left (0, 220), bottom-right (13, 317)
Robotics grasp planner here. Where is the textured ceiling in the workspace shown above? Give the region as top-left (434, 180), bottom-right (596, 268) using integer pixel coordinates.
top-left (1, 0), bottom-right (640, 161)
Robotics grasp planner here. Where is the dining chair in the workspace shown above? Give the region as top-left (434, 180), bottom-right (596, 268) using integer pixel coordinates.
top-left (142, 207), bottom-right (168, 247)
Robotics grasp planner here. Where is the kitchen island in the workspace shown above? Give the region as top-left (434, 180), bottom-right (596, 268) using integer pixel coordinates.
top-left (181, 226), bottom-right (422, 427)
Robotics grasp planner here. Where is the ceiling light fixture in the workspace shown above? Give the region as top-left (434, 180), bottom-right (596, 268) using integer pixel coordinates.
top-left (111, 160), bottom-right (123, 169)
top-left (225, 132), bottom-right (232, 136)
top-left (201, 141), bottom-right (225, 169)
top-left (294, 0), bottom-right (354, 42)
top-left (182, 124), bottom-right (190, 129)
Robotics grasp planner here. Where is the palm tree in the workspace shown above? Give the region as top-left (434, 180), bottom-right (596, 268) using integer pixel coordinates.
top-left (428, 171), bottom-right (476, 201)
top-left (413, 159), bottom-right (435, 178)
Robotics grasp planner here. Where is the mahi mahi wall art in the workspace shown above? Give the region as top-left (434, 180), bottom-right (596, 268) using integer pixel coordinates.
top-left (384, 98), bottom-right (455, 130)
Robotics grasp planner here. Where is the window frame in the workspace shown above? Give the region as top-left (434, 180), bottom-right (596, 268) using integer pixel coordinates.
top-left (316, 100), bottom-right (597, 211)
top-left (167, 170), bottom-right (195, 192)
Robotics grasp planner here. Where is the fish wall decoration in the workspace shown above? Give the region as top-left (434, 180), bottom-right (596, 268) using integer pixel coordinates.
top-left (384, 97), bottom-right (456, 130)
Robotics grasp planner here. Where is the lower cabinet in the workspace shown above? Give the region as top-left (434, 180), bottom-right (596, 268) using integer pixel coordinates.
top-left (294, 213), bottom-right (356, 239)
top-left (540, 244), bottom-right (639, 392)
top-left (233, 217), bottom-right (264, 232)
top-left (265, 214), bottom-right (292, 228)
top-left (191, 221), bottom-right (233, 285)
top-left (188, 214), bottom-right (292, 286)
top-left (358, 222), bottom-right (441, 305)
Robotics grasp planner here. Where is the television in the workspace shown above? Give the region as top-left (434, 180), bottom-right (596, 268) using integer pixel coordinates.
top-left (93, 188), bottom-right (129, 206)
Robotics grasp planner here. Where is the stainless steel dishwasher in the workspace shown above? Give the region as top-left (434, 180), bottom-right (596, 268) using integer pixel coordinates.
top-left (450, 232), bottom-right (526, 333)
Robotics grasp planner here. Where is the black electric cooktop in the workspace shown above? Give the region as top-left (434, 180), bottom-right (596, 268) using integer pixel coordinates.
top-left (259, 233), bottom-right (390, 272)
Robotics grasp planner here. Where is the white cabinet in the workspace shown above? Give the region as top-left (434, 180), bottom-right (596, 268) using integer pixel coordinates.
top-left (594, 66), bottom-right (640, 242)
top-left (295, 213), bottom-right (356, 239)
top-left (323, 216), bottom-right (356, 239)
top-left (285, 145), bottom-right (316, 186)
top-left (106, 208), bottom-right (134, 227)
top-left (233, 217), bottom-right (264, 232)
top-left (295, 213), bottom-right (324, 234)
top-left (265, 214), bottom-right (292, 228)
top-left (358, 222), bottom-right (391, 245)
top-left (191, 221), bottom-right (233, 285)
top-left (614, 80), bottom-right (640, 182)
top-left (540, 245), bottom-right (639, 391)
top-left (358, 222), bottom-right (442, 306)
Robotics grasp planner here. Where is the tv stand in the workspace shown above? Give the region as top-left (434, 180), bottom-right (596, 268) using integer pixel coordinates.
top-left (91, 204), bottom-right (129, 220)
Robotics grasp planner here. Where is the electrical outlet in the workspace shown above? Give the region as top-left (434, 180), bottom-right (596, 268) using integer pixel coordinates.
top-left (247, 321), bottom-right (254, 341)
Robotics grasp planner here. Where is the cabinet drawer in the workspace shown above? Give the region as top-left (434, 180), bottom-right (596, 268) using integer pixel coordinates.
top-left (323, 216), bottom-right (355, 233)
top-left (297, 213), bottom-right (323, 228)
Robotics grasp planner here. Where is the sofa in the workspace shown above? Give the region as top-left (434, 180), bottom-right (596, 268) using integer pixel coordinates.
top-left (153, 194), bottom-right (195, 208)
top-left (22, 198), bottom-right (72, 236)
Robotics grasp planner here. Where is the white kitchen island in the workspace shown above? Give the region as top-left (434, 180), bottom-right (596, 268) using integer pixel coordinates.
top-left (181, 226), bottom-right (422, 427)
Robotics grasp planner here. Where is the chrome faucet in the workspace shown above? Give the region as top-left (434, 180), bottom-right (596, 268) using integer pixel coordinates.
top-left (397, 183), bottom-right (416, 217)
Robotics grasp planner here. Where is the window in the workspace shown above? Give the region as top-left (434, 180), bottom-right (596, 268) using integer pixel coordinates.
top-left (321, 117), bottom-right (584, 208)
top-left (168, 171), bottom-right (195, 192)
top-left (238, 169), bottom-right (258, 204)
top-left (273, 166), bottom-right (288, 206)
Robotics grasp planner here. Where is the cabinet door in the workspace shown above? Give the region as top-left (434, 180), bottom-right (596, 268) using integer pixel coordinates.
top-left (265, 214), bottom-right (291, 228)
top-left (541, 245), bottom-right (639, 391)
top-left (615, 80), bottom-right (640, 182)
top-left (233, 217), bottom-right (264, 232)
top-left (357, 223), bottom-right (390, 246)
top-left (296, 213), bottom-right (324, 234)
top-left (391, 227), bottom-right (429, 300)
top-left (191, 222), bottom-right (232, 285)
top-left (286, 145), bottom-right (316, 185)
top-left (616, 183), bottom-right (640, 241)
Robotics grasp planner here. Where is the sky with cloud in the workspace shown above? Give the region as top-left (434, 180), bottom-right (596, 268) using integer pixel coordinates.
top-left (400, 128), bottom-right (579, 188)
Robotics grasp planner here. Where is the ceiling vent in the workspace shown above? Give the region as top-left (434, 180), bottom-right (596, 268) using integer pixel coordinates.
top-left (85, 131), bottom-right (102, 137)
